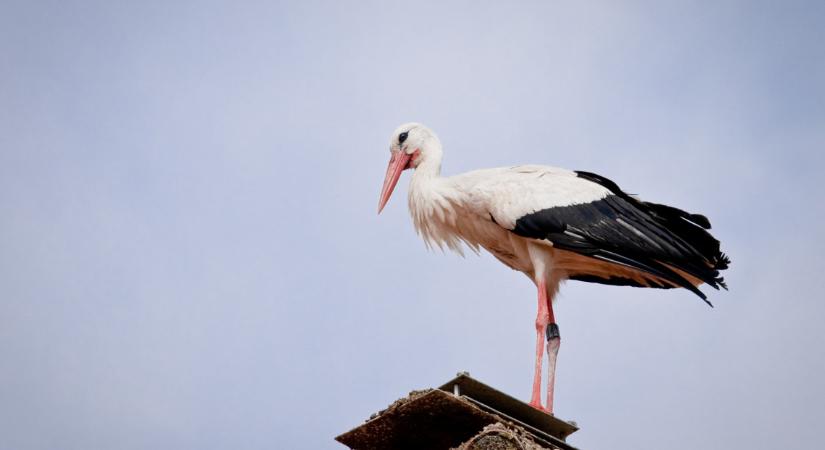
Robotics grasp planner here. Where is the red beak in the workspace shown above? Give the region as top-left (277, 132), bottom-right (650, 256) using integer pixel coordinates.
top-left (377, 151), bottom-right (412, 214)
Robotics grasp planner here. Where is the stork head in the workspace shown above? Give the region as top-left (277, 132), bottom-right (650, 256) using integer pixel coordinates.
top-left (377, 122), bottom-right (441, 213)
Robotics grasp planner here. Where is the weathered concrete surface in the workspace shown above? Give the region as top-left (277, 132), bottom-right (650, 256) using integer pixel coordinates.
top-left (336, 389), bottom-right (499, 450)
top-left (335, 374), bottom-right (579, 450)
top-left (336, 391), bottom-right (571, 450)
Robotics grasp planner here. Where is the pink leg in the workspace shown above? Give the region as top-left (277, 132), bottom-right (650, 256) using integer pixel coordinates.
top-left (529, 279), bottom-right (550, 410)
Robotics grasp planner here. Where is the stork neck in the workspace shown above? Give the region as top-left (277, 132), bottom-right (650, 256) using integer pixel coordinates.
top-left (410, 139), bottom-right (443, 181)
top-left (408, 148), bottom-right (447, 221)
top-left (412, 157), bottom-right (441, 181)
top-left (406, 146), bottom-right (462, 254)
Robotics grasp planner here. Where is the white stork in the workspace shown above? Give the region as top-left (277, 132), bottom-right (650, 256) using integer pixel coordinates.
top-left (377, 123), bottom-right (730, 414)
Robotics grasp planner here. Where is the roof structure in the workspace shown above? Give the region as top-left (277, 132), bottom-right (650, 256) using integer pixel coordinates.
top-left (336, 372), bottom-right (580, 450)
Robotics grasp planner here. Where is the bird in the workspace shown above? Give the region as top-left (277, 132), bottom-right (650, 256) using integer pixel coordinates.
top-left (377, 123), bottom-right (731, 414)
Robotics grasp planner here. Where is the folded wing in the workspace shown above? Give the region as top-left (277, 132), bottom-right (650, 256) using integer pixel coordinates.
top-left (479, 167), bottom-right (730, 305)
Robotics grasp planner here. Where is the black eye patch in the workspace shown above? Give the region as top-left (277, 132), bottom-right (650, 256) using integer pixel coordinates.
top-left (398, 131), bottom-right (409, 144)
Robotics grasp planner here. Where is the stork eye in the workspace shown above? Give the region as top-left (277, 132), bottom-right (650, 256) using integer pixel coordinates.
top-left (398, 131), bottom-right (409, 144)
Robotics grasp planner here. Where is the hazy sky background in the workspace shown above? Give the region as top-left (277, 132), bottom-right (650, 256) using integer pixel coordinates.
top-left (2, 1), bottom-right (824, 449)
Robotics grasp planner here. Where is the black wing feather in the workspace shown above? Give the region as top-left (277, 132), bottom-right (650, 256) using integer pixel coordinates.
top-left (512, 171), bottom-right (730, 305)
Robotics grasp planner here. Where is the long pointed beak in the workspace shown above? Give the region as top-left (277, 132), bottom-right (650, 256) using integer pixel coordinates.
top-left (377, 151), bottom-right (412, 214)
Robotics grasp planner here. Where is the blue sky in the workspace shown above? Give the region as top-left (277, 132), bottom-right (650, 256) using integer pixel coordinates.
top-left (1, 1), bottom-right (824, 449)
